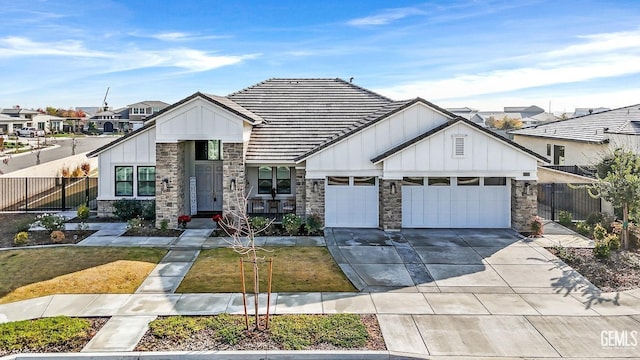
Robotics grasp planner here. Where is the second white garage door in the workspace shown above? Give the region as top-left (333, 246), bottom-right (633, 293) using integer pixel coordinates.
top-left (325, 176), bottom-right (379, 227)
top-left (402, 177), bottom-right (510, 228)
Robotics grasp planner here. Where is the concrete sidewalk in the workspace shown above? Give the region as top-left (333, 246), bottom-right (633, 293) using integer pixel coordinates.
top-left (2, 222), bottom-right (640, 358)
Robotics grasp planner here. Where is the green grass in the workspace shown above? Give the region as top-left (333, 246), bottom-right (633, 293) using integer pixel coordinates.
top-left (176, 247), bottom-right (356, 293)
top-left (0, 316), bottom-right (92, 353)
top-left (0, 247), bottom-right (166, 304)
top-left (147, 314), bottom-right (369, 350)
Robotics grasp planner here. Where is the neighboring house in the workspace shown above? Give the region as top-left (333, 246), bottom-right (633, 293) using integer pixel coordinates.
top-left (88, 78), bottom-right (548, 231)
top-left (511, 104), bottom-right (640, 166)
top-left (89, 101), bottom-right (168, 133)
top-left (0, 114), bottom-right (26, 134)
top-left (0, 108), bottom-right (63, 134)
top-left (446, 107), bottom-right (485, 127)
top-left (1, 107), bottom-right (39, 121)
top-left (571, 107), bottom-right (610, 118)
top-left (31, 114), bottom-right (66, 133)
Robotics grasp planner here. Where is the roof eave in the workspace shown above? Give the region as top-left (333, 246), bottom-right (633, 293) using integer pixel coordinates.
top-left (511, 132), bottom-right (608, 144)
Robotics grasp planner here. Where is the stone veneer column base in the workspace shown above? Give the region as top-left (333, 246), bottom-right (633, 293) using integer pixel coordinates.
top-left (155, 142), bottom-right (186, 228)
top-left (295, 168), bottom-right (306, 218)
top-left (222, 143), bottom-right (245, 214)
top-left (379, 179), bottom-right (402, 230)
top-left (305, 178), bottom-right (325, 226)
top-left (511, 179), bottom-right (537, 232)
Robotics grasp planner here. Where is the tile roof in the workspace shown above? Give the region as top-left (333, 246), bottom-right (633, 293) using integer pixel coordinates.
top-left (510, 104), bottom-right (640, 143)
top-left (227, 78), bottom-right (395, 162)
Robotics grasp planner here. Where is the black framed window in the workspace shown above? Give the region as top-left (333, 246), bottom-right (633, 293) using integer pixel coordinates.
top-left (258, 166), bottom-right (273, 194)
top-left (276, 166), bottom-right (291, 194)
top-left (137, 166), bottom-right (156, 196)
top-left (195, 140), bottom-right (222, 160)
top-left (115, 166), bottom-right (133, 196)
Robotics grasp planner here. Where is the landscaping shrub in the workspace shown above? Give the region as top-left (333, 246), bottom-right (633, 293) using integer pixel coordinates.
top-left (112, 199), bottom-right (143, 220)
top-left (142, 202), bottom-right (156, 221)
top-left (0, 316), bottom-right (92, 352)
top-left (76, 204), bottom-right (90, 220)
top-left (34, 213), bottom-right (65, 231)
top-left (282, 214), bottom-right (303, 236)
top-left (558, 210), bottom-right (573, 227)
top-left (14, 231), bottom-right (28, 246)
top-left (605, 233), bottom-right (621, 251)
top-left (159, 219), bottom-right (169, 231)
top-left (249, 216), bottom-right (269, 232)
top-left (127, 217), bottom-right (143, 230)
top-left (304, 214), bottom-right (323, 235)
top-left (593, 240), bottom-right (611, 259)
top-left (177, 215), bottom-right (191, 229)
top-left (593, 223), bottom-right (607, 241)
top-left (270, 314), bottom-right (369, 350)
top-left (575, 221), bottom-right (591, 237)
top-left (530, 216), bottom-right (544, 236)
top-left (50, 230), bottom-right (65, 243)
top-left (586, 212), bottom-right (604, 227)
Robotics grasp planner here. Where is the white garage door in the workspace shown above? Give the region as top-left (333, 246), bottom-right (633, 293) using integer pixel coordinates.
top-left (325, 176), bottom-right (379, 227)
top-left (402, 177), bottom-right (510, 228)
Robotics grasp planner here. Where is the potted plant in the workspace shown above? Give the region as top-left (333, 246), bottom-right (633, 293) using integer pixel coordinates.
top-left (178, 215), bottom-right (191, 229)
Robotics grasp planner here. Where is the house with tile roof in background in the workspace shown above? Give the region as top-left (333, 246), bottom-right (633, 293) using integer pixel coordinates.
top-left (88, 78), bottom-right (548, 231)
top-left (88, 101), bottom-right (169, 133)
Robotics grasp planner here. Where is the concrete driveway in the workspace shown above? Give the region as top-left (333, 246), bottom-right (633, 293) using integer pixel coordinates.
top-left (326, 228), bottom-right (595, 295)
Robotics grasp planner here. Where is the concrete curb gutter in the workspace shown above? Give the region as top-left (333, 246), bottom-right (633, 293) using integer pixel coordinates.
top-left (0, 350), bottom-right (427, 360)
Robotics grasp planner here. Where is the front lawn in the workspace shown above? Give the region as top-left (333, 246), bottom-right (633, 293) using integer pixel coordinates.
top-left (176, 247), bottom-right (355, 293)
top-left (0, 247), bottom-right (166, 304)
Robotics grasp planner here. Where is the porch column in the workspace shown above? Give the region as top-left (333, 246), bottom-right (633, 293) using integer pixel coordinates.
top-left (223, 142), bottom-right (245, 213)
top-left (155, 142), bottom-right (186, 228)
top-left (511, 179), bottom-right (537, 232)
top-left (379, 179), bottom-right (402, 230)
top-left (295, 168), bottom-right (306, 218)
top-left (305, 178), bottom-right (325, 225)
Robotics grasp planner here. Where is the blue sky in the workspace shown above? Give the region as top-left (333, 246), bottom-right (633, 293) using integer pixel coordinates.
top-left (2, 0), bottom-right (640, 113)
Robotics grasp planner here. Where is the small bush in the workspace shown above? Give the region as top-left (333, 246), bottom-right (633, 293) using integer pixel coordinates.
top-left (558, 210), bottom-right (572, 227)
top-left (34, 213), bottom-right (65, 231)
top-left (0, 316), bottom-right (92, 351)
top-left (575, 221), bottom-right (591, 236)
top-left (593, 240), bottom-right (611, 259)
top-left (593, 223), bottom-right (607, 241)
top-left (304, 214), bottom-right (323, 235)
top-left (159, 219), bottom-right (169, 231)
top-left (605, 233), bottom-right (621, 251)
top-left (76, 204), bottom-right (90, 220)
top-left (177, 215), bottom-right (191, 229)
top-left (112, 199), bottom-right (143, 220)
top-left (50, 230), bottom-right (65, 243)
top-left (553, 244), bottom-right (575, 262)
top-left (530, 216), bottom-right (544, 236)
top-left (585, 212), bottom-right (604, 227)
top-left (127, 217), bottom-right (143, 230)
top-left (142, 202), bottom-right (156, 221)
top-left (282, 214), bottom-right (303, 236)
top-left (14, 231), bottom-right (28, 246)
top-left (76, 222), bottom-right (89, 231)
top-left (249, 216), bottom-right (269, 232)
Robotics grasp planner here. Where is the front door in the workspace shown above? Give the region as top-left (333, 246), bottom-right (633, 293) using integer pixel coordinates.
top-left (195, 162), bottom-right (223, 213)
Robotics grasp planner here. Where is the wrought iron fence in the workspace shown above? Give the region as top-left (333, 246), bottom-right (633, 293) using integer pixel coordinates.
top-left (0, 177), bottom-right (97, 212)
top-left (537, 183), bottom-right (601, 221)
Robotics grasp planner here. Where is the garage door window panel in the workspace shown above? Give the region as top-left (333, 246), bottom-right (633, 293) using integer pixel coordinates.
top-left (457, 177), bottom-right (479, 186)
top-left (403, 177), bottom-right (424, 186)
top-left (484, 177), bottom-right (506, 186)
top-left (428, 177), bottom-right (450, 186)
top-left (354, 176), bottom-right (375, 186)
top-left (328, 176), bottom-right (349, 186)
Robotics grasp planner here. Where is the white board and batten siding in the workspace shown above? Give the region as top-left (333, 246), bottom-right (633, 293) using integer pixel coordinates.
top-left (381, 122), bottom-right (538, 180)
top-left (97, 128), bottom-right (156, 199)
top-left (155, 97), bottom-right (245, 143)
top-left (305, 103), bottom-right (451, 178)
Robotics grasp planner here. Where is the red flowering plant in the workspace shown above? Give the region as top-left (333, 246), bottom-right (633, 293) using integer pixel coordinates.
top-left (177, 215), bottom-right (191, 229)
top-left (212, 214), bottom-right (223, 223)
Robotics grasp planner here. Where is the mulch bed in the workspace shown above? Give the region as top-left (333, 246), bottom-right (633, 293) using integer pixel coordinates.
top-left (0, 317), bottom-right (108, 357)
top-left (122, 227), bottom-right (183, 237)
top-left (547, 247), bottom-right (640, 292)
top-left (135, 314), bottom-right (385, 352)
top-left (0, 230), bottom-right (95, 249)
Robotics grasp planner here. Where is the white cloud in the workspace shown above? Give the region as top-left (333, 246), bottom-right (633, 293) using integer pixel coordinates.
top-left (374, 29), bottom-right (640, 101)
top-left (142, 31), bottom-right (230, 42)
top-left (0, 36), bottom-right (110, 58)
top-left (347, 7), bottom-right (424, 26)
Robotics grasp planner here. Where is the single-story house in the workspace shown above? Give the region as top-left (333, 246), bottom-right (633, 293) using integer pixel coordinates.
top-left (511, 104), bottom-right (640, 166)
top-left (88, 78), bottom-right (548, 230)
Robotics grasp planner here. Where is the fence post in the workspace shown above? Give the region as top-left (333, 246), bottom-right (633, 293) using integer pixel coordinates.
top-left (24, 177), bottom-right (28, 212)
top-left (61, 177), bottom-right (66, 210)
top-left (85, 177), bottom-right (90, 205)
top-left (550, 183), bottom-right (556, 221)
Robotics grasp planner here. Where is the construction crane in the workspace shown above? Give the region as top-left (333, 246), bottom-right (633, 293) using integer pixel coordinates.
top-left (102, 87), bottom-right (110, 111)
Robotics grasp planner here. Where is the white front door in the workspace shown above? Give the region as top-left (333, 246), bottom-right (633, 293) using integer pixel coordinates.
top-left (325, 176), bottom-right (379, 227)
top-left (402, 177), bottom-right (510, 228)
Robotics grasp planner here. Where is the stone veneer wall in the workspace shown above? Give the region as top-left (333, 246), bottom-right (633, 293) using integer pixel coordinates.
top-left (295, 168), bottom-right (306, 217)
top-left (223, 143), bottom-right (245, 213)
top-left (305, 178), bottom-right (325, 225)
top-left (379, 179), bottom-right (402, 230)
top-left (155, 142), bottom-right (186, 228)
top-left (511, 179), bottom-right (537, 232)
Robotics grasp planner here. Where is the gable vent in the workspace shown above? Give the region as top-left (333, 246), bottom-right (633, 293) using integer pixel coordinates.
top-left (455, 137), bottom-right (465, 156)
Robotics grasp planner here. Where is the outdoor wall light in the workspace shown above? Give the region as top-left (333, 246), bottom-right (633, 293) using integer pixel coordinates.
top-left (312, 181), bottom-right (319, 193)
top-left (523, 182), bottom-right (531, 196)
top-left (390, 182), bottom-right (397, 195)
top-left (162, 178), bottom-right (170, 191)
top-left (230, 178), bottom-right (236, 191)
